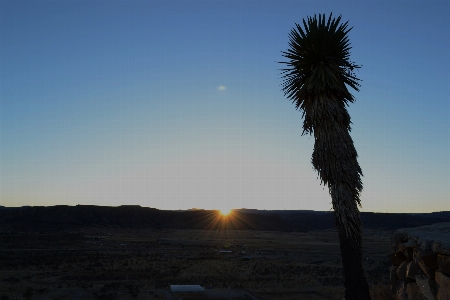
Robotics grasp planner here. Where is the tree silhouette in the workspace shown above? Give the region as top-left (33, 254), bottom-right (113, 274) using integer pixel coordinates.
top-left (279, 13), bottom-right (371, 299)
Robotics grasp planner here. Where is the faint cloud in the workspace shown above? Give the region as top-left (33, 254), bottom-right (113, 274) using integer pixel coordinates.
top-left (218, 85), bottom-right (226, 91)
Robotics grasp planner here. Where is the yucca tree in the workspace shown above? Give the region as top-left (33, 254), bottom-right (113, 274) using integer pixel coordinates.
top-left (279, 13), bottom-right (371, 300)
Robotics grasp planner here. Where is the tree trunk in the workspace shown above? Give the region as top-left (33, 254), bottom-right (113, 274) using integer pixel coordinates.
top-left (337, 222), bottom-right (371, 300)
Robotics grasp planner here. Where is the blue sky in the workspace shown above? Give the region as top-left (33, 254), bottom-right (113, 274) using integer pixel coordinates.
top-left (1, 0), bottom-right (449, 213)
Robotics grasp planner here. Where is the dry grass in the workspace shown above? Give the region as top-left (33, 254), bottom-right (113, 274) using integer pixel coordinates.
top-left (0, 229), bottom-right (394, 300)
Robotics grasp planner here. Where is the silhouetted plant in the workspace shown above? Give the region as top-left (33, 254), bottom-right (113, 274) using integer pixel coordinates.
top-left (280, 13), bottom-right (370, 300)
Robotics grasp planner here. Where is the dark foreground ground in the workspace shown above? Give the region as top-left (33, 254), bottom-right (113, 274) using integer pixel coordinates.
top-left (0, 227), bottom-right (393, 300)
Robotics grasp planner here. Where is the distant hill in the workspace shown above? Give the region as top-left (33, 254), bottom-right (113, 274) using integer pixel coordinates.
top-left (0, 205), bottom-right (293, 233)
top-left (263, 210), bottom-right (450, 232)
top-left (0, 205), bottom-right (449, 233)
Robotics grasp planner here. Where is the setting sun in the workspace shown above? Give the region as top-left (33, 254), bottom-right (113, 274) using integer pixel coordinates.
top-left (218, 208), bottom-right (233, 217)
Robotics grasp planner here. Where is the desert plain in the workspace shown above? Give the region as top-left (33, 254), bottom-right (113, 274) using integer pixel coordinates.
top-left (0, 226), bottom-right (393, 300)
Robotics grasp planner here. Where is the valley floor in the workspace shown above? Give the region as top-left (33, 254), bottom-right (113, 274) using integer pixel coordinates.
top-left (0, 228), bottom-right (393, 300)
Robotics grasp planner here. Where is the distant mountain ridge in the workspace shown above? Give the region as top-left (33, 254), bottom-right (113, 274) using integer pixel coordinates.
top-left (0, 205), bottom-right (449, 233)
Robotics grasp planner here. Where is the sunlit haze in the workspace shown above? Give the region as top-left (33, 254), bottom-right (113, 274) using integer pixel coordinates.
top-left (1, 1), bottom-right (449, 213)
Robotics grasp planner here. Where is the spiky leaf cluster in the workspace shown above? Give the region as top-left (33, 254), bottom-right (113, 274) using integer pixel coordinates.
top-left (280, 13), bottom-right (361, 135)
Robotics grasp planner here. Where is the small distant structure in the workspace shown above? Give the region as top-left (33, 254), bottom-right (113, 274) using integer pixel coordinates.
top-left (218, 250), bottom-right (232, 253)
top-left (170, 285), bottom-right (205, 293)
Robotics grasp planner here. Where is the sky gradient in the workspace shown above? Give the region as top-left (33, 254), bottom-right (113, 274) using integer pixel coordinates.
top-left (1, 1), bottom-right (449, 213)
